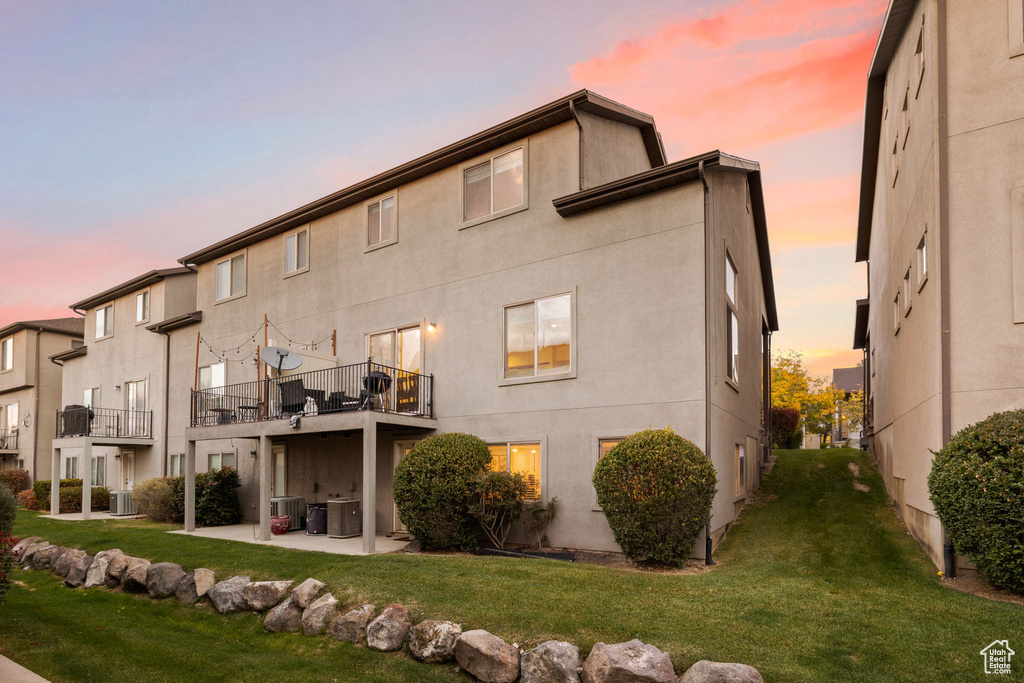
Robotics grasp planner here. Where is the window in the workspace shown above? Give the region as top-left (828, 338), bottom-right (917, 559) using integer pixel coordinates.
top-left (1, 403), bottom-right (18, 434)
top-left (286, 229), bottom-right (309, 273)
top-left (901, 89), bottom-right (910, 148)
top-left (598, 439), bottom-right (621, 460)
top-left (65, 456), bottom-right (78, 479)
top-left (136, 290), bottom-right (150, 323)
top-left (894, 292), bottom-right (901, 334)
top-left (367, 326), bottom-right (421, 372)
top-left (488, 441), bottom-right (541, 500)
top-left (464, 146), bottom-right (525, 223)
top-left (735, 443), bottom-right (746, 495)
top-left (84, 388), bottom-right (99, 409)
top-left (216, 254), bottom-right (246, 301)
top-left (366, 196), bottom-right (396, 248)
top-left (13, 458), bottom-right (24, 470)
top-left (91, 455), bottom-right (105, 487)
top-left (208, 452), bottom-right (235, 470)
top-left (96, 304), bottom-right (113, 340)
top-left (0, 338), bottom-right (11, 372)
top-left (504, 293), bottom-right (571, 380)
top-left (169, 454), bottom-right (183, 477)
top-left (726, 254), bottom-right (739, 384)
top-left (903, 268), bottom-right (912, 317)
top-left (199, 363), bottom-right (226, 390)
top-left (891, 136), bottom-right (899, 186)
top-left (917, 230), bottom-right (928, 290)
top-left (914, 25), bottom-right (925, 95)
top-left (272, 448), bottom-right (286, 497)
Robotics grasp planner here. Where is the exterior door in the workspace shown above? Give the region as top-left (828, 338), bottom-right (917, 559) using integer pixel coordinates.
top-left (392, 441), bottom-right (418, 532)
top-left (271, 444), bottom-right (287, 497)
top-left (126, 379), bottom-right (147, 436)
top-left (121, 449), bottom-right (135, 490)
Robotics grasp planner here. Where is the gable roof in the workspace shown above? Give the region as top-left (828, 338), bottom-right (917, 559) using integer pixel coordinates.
top-left (856, 0), bottom-right (919, 262)
top-left (70, 267), bottom-right (193, 312)
top-left (0, 317), bottom-right (84, 339)
top-left (178, 90), bottom-right (666, 266)
top-left (552, 150), bottom-right (779, 332)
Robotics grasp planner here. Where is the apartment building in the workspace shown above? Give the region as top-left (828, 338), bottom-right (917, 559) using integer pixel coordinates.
top-left (854, 0), bottom-right (1024, 570)
top-left (0, 318), bottom-right (84, 481)
top-left (49, 268), bottom-right (198, 516)
top-left (136, 90), bottom-right (779, 556)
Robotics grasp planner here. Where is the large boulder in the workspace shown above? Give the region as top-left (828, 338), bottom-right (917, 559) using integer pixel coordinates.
top-left (327, 604), bottom-right (375, 644)
top-left (522, 640), bottom-right (581, 683)
top-left (409, 619), bottom-right (462, 663)
top-left (581, 640), bottom-right (675, 683)
top-left (121, 558), bottom-right (152, 592)
top-left (291, 578), bottom-right (325, 609)
top-left (207, 575), bottom-right (252, 614)
top-left (677, 661), bottom-right (764, 683)
top-left (146, 562), bottom-right (186, 598)
top-left (105, 554), bottom-right (134, 588)
top-left (31, 544), bottom-right (61, 570)
top-left (64, 554), bottom-right (95, 588)
top-left (244, 580), bottom-right (293, 612)
top-left (302, 593), bottom-right (339, 636)
top-left (19, 541), bottom-right (50, 568)
top-left (84, 549), bottom-right (124, 589)
top-left (455, 629), bottom-right (521, 683)
top-left (265, 596), bottom-right (304, 633)
top-left (176, 569), bottom-right (216, 605)
top-left (12, 536), bottom-right (41, 560)
top-left (366, 603), bottom-right (410, 651)
top-left (53, 548), bottom-right (87, 577)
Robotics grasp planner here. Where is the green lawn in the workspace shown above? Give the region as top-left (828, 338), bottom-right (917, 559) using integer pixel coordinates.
top-left (3, 449), bottom-right (1022, 682)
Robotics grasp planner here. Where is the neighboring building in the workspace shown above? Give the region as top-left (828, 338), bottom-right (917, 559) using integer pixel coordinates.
top-left (49, 268), bottom-right (198, 515)
top-left (853, 0), bottom-right (1024, 571)
top-left (0, 318), bottom-right (84, 481)
top-left (155, 89), bottom-right (778, 555)
top-left (831, 365), bottom-right (864, 445)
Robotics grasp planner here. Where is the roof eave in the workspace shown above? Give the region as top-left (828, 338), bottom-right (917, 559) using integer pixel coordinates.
top-left (145, 311), bottom-right (203, 334)
top-left (70, 267), bottom-right (193, 311)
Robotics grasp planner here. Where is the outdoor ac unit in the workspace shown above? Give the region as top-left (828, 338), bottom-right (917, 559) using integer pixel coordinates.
top-left (270, 496), bottom-right (306, 531)
top-left (327, 498), bottom-right (361, 538)
top-left (109, 490), bottom-right (135, 517)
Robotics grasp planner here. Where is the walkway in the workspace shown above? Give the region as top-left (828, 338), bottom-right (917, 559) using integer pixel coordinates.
top-left (168, 524), bottom-right (410, 555)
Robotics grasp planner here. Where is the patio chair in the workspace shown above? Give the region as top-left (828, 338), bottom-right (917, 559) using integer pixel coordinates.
top-left (325, 391), bottom-right (359, 413)
top-left (278, 379), bottom-right (307, 414)
top-left (396, 374), bottom-right (420, 413)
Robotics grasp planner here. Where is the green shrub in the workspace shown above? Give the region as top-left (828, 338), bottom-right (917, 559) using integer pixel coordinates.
top-left (470, 471), bottom-right (527, 549)
top-left (593, 428), bottom-right (717, 566)
top-left (132, 477), bottom-right (179, 523)
top-left (928, 410), bottom-right (1024, 593)
top-left (51, 487), bottom-right (110, 513)
top-left (0, 484), bottom-right (16, 533)
top-left (0, 531), bottom-right (15, 608)
top-left (33, 478), bottom-right (83, 509)
top-left (196, 468), bottom-right (243, 527)
top-left (0, 469), bottom-right (30, 494)
top-left (522, 497), bottom-right (558, 550)
top-left (394, 433), bottom-right (492, 550)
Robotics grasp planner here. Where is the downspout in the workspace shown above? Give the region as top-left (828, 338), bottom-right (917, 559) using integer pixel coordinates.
top-left (699, 159), bottom-right (715, 566)
top-left (569, 100), bottom-right (586, 191)
top-left (32, 330), bottom-right (41, 480)
top-left (158, 329), bottom-right (171, 476)
top-left (937, 0), bottom-right (955, 579)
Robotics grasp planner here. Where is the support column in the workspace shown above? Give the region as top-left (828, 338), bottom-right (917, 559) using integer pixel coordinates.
top-left (81, 441), bottom-right (92, 520)
top-left (362, 413), bottom-right (377, 554)
top-left (185, 440), bottom-right (196, 532)
top-left (259, 435), bottom-right (272, 541)
top-left (50, 446), bottom-right (60, 516)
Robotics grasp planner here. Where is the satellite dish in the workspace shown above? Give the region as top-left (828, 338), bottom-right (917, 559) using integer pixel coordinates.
top-left (260, 346), bottom-right (303, 374)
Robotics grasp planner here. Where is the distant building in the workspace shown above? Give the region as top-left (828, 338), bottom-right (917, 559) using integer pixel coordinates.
top-left (832, 366), bottom-right (864, 445)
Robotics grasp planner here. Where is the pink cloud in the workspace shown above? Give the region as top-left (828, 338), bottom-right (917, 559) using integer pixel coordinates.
top-left (765, 174), bottom-right (859, 249)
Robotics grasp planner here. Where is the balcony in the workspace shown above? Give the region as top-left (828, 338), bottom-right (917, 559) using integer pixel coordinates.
top-left (56, 406), bottom-right (153, 439)
top-left (0, 428), bottom-right (17, 450)
top-left (190, 360), bottom-right (433, 428)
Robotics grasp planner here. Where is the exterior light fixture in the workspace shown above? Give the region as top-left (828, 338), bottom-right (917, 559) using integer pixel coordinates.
top-left (427, 322), bottom-right (437, 333)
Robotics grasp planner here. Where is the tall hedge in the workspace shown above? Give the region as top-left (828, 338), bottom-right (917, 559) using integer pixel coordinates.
top-left (393, 433), bottom-right (492, 550)
top-left (0, 483), bottom-right (16, 534)
top-left (593, 428), bottom-right (717, 566)
top-left (0, 469), bottom-right (30, 495)
top-left (0, 484), bottom-right (15, 607)
top-left (146, 468), bottom-right (242, 526)
top-left (928, 410), bottom-right (1024, 593)
top-left (32, 479), bottom-right (109, 513)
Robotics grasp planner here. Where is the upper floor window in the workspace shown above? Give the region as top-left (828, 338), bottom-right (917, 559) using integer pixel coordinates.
top-left (1, 403), bottom-right (18, 432)
top-left (901, 89), bottom-right (910, 148)
top-left (199, 363), bottom-right (226, 390)
top-left (914, 24), bottom-right (925, 95)
top-left (726, 254), bottom-right (739, 384)
top-left (286, 229), bottom-right (309, 274)
top-left (917, 230), bottom-right (929, 289)
top-left (464, 146), bottom-right (525, 223)
top-left (96, 305), bottom-right (114, 340)
top-left (216, 254), bottom-right (246, 301)
top-left (891, 136), bottom-right (900, 186)
top-left (488, 441), bottom-right (541, 500)
top-left (504, 293), bottom-right (571, 380)
top-left (0, 338), bottom-right (11, 372)
top-left (1011, 0), bottom-right (1024, 57)
top-left (367, 196), bottom-right (396, 249)
top-left (903, 268), bottom-right (913, 317)
top-left (894, 292), bottom-right (901, 334)
top-left (136, 290), bottom-right (150, 324)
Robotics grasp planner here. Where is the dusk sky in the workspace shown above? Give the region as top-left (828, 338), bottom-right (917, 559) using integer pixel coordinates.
top-left (1, 0), bottom-right (888, 378)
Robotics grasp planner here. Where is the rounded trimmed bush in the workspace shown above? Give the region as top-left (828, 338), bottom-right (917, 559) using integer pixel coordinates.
top-left (593, 428), bottom-right (717, 566)
top-left (132, 477), bottom-right (177, 522)
top-left (928, 410), bottom-right (1024, 593)
top-left (393, 433), bottom-right (491, 550)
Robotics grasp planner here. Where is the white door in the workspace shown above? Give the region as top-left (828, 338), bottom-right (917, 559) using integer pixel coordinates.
top-left (121, 449), bottom-right (135, 490)
top-left (271, 444), bottom-right (287, 497)
top-left (392, 441), bottom-right (417, 532)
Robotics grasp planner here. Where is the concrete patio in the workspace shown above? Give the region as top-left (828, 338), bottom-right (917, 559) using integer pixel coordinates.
top-left (40, 511), bottom-right (127, 522)
top-left (169, 524), bottom-right (412, 556)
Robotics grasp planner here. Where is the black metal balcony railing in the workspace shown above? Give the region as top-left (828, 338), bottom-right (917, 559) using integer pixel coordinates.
top-left (56, 407), bottom-right (153, 439)
top-left (0, 428), bottom-right (18, 450)
top-left (190, 360), bottom-right (433, 428)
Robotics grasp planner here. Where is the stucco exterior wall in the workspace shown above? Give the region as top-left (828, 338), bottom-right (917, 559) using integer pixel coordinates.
top-left (578, 110), bottom-right (653, 188)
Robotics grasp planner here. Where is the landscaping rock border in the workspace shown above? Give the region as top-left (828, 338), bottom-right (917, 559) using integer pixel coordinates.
top-left (15, 537), bottom-right (764, 682)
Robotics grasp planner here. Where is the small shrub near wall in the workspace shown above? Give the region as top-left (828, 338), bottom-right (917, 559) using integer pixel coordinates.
top-left (0, 485), bottom-right (15, 606)
top-left (17, 489), bottom-right (38, 510)
top-left (593, 428), bottom-right (717, 567)
top-left (0, 469), bottom-right (31, 495)
top-left (132, 477), bottom-right (179, 523)
top-left (394, 433), bottom-right (492, 551)
top-left (0, 484), bottom-right (16, 533)
top-left (33, 479), bottom-right (83, 509)
top-left (160, 468), bottom-right (242, 527)
top-left (928, 410), bottom-right (1024, 593)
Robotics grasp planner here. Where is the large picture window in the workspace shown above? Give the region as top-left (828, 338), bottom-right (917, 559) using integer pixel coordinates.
top-left (216, 254), bottom-right (246, 301)
top-left (488, 441), bottom-right (541, 500)
top-left (464, 147), bottom-right (525, 222)
top-left (504, 293), bottom-right (571, 380)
